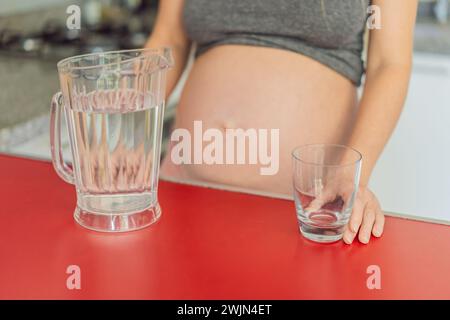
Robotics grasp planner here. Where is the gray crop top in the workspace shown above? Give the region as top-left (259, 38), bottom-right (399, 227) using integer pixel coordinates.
top-left (183, 0), bottom-right (370, 86)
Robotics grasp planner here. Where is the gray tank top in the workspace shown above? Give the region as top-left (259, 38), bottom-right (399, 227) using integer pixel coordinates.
top-left (183, 0), bottom-right (370, 86)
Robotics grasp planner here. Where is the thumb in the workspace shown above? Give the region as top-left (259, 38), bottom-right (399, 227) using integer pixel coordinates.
top-left (305, 188), bottom-right (336, 212)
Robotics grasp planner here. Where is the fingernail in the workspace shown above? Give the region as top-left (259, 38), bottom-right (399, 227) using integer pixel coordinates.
top-left (343, 233), bottom-right (354, 244)
top-left (360, 235), bottom-right (369, 244)
top-left (373, 229), bottom-right (382, 237)
top-left (350, 222), bottom-right (358, 233)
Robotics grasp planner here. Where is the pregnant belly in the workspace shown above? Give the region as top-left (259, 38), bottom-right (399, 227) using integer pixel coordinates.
top-left (164, 45), bottom-right (358, 195)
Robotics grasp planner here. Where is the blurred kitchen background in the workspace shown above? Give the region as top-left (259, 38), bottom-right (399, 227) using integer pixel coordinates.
top-left (0, 0), bottom-right (449, 222)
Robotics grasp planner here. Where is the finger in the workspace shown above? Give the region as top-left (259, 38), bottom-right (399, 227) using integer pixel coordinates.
top-left (358, 207), bottom-right (376, 244)
top-left (343, 224), bottom-right (356, 244)
top-left (305, 189), bottom-right (335, 212)
top-left (372, 210), bottom-right (385, 238)
top-left (343, 198), bottom-right (364, 244)
top-left (348, 197), bottom-right (364, 233)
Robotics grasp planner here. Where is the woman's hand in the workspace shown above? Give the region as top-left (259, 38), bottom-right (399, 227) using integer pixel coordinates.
top-left (305, 178), bottom-right (385, 245)
top-left (342, 186), bottom-right (385, 244)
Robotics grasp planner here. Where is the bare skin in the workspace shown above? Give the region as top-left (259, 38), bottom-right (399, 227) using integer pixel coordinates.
top-left (146, 0), bottom-right (418, 244)
top-left (162, 45), bottom-right (358, 195)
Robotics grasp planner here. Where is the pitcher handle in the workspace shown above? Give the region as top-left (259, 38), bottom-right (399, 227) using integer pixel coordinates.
top-left (50, 92), bottom-right (74, 184)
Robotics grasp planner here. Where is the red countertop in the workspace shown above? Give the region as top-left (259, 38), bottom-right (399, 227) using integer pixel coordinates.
top-left (0, 154), bottom-right (449, 299)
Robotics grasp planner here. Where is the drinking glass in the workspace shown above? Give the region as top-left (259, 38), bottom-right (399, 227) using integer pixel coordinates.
top-left (50, 48), bottom-right (173, 232)
top-left (292, 144), bottom-right (362, 243)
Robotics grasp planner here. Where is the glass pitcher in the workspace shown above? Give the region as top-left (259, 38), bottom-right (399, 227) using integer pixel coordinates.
top-left (50, 48), bottom-right (173, 232)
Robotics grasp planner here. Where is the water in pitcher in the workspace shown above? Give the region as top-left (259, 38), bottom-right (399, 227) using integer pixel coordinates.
top-left (65, 89), bottom-right (162, 215)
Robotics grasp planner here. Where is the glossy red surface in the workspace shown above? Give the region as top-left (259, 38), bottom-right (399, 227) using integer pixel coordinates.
top-left (0, 154), bottom-right (449, 299)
